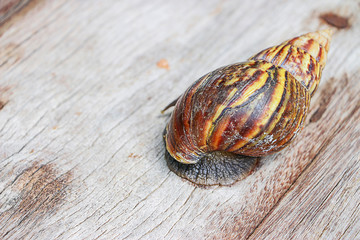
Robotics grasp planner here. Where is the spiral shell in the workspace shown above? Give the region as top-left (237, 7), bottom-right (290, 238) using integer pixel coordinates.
top-left (163, 30), bottom-right (331, 186)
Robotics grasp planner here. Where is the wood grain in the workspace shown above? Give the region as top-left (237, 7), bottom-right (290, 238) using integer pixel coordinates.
top-left (0, 0), bottom-right (359, 239)
top-left (0, 0), bottom-right (31, 25)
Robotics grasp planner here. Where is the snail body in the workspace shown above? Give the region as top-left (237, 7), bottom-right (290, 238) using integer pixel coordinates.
top-left (163, 30), bottom-right (332, 186)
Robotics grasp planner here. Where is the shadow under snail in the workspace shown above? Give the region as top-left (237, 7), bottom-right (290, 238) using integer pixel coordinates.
top-left (162, 30), bottom-right (332, 186)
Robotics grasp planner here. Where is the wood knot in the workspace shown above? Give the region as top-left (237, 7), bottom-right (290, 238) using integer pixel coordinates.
top-left (320, 12), bottom-right (351, 29)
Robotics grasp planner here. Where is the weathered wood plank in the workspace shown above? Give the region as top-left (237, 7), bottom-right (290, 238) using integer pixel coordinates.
top-left (0, 0), bottom-right (31, 25)
top-left (0, 0), bottom-right (359, 239)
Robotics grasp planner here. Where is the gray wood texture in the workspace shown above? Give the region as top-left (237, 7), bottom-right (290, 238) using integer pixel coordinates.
top-left (0, 0), bottom-right (359, 239)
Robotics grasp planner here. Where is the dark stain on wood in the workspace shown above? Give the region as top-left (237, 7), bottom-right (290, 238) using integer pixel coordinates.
top-left (0, 42), bottom-right (24, 68)
top-left (0, 161), bottom-right (72, 238)
top-left (0, 1), bottom-right (19, 15)
top-left (0, 100), bottom-right (6, 110)
top-left (0, 85), bottom-right (12, 93)
top-left (320, 12), bottom-right (351, 29)
top-left (0, 86), bottom-right (12, 109)
top-left (0, 0), bottom-right (31, 25)
top-left (310, 77), bottom-right (337, 123)
top-left (0, 0), bottom-right (45, 39)
top-left (15, 163), bottom-right (72, 215)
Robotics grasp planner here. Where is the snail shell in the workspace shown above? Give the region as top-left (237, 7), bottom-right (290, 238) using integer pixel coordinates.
top-left (163, 30), bottom-right (332, 186)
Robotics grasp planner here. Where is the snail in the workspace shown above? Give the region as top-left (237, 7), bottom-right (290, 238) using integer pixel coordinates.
top-left (162, 30), bottom-right (332, 186)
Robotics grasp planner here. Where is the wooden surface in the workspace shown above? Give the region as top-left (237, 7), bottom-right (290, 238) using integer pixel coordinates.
top-left (0, 0), bottom-right (359, 239)
top-left (0, 0), bottom-right (30, 25)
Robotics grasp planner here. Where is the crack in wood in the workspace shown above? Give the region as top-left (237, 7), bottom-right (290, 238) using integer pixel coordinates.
top-left (2, 126), bottom-right (47, 162)
top-left (164, 187), bottom-right (197, 238)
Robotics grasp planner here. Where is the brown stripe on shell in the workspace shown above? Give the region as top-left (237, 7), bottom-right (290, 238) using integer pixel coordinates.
top-left (250, 44), bottom-right (289, 67)
top-left (207, 68), bottom-right (272, 150)
top-left (187, 63), bottom-right (270, 152)
top-left (165, 73), bottom-right (214, 163)
top-left (226, 68), bottom-right (286, 155)
top-left (274, 71), bottom-right (300, 142)
top-left (252, 43), bottom-right (321, 96)
top-left (188, 69), bottom-right (238, 149)
top-left (239, 71), bottom-right (305, 155)
top-left (304, 30), bottom-right (332, 52)
top-left (224, 68), bottom-right (283, 154)
top-left (269, 72), bottom-right (309, 151)
top-left (283, 36), bottom-right (327, 71)
top-left (238, 67), bottom-right (291, 154)
top-left (274, 72), bottom-right (309, 148)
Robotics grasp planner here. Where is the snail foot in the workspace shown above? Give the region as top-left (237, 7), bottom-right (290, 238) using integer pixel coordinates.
top-left (165, 150), bottom-right (259, 186)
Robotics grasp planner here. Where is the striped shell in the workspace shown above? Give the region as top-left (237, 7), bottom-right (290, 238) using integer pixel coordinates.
top-left (163, 30), bottom-right (331, 185)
